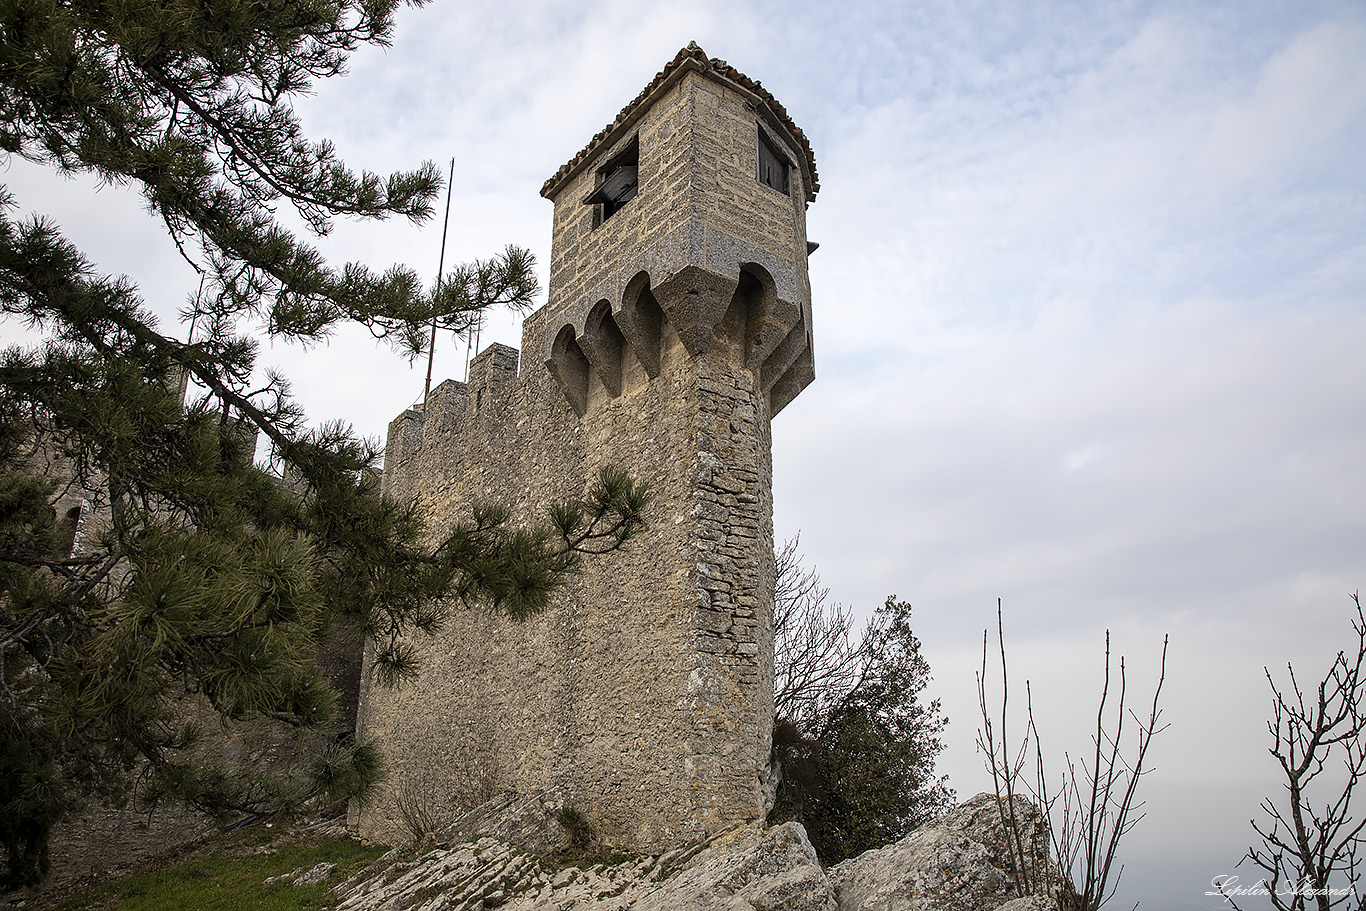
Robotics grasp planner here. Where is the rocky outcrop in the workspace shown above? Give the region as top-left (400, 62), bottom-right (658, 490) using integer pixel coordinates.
top-left (326, 792), bottom-right (1059, 911)
top-left (827, 794), bottom-right (1053, 911)
top-left (432, 786), bottom-right (576, 857)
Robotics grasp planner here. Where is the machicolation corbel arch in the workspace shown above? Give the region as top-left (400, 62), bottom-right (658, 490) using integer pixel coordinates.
top-left (546, 261), bottom-right (810, 418)
top-left (353, 41), bottom-right (820, 851)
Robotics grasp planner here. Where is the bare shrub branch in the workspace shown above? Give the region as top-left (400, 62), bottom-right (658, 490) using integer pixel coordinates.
top-left (978, 600), bottom-right (1168, 910)
top-left (1221, 592), bottom-right (1366, 911)
top-left (773, 535), bottom-right (864, 730)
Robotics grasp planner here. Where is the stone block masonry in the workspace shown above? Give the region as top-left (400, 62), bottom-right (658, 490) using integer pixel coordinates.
top-left (352, 43), bottom-right (820, 851)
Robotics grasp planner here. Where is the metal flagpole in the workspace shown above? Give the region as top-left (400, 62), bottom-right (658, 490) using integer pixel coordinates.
top-left (424, 157), bottom-right (456, 401)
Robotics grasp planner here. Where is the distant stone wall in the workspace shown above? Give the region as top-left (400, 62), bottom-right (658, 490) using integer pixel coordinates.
top-left (26, 421), bottom-right (361, 895)
top-left (41, 706), bottom-right (340, 896)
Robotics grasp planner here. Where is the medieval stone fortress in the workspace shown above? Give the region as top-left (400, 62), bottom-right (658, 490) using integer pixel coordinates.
top-left (353, 43), bottom-right (819, 849)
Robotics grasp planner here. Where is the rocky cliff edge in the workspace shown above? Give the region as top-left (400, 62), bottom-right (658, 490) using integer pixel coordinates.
top-left (320, 791), bottom-right (1059, 911)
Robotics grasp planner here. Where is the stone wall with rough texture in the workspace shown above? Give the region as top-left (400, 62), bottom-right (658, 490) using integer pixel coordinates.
top-left (353, 332), bottom-right (777, 850)
top-left (352, 49), bottom-right (817, 851)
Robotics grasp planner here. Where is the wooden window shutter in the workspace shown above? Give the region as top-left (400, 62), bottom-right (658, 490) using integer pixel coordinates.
top-left (757, 130), bottom-right (790, 195)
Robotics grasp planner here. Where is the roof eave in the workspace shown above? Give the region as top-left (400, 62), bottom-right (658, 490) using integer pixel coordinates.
top-left (540, 44), bottom-right (819, 205)
top-left (540, 57), bottom-right (706, 203)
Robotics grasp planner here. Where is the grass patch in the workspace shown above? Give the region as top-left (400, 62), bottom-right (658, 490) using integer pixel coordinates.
top-left (49, 826), bottom-right (388, 911)
top-left (535, 805), bottom-right (645, 873)
top-left (555, 807), bottom-right (593, 855)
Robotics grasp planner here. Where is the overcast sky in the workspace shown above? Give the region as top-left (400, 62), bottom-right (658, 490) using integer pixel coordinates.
top-left (6, 1), bottom-right (1366, 907)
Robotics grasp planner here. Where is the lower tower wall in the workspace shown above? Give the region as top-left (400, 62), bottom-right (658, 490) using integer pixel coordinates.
top-left (352, 302), bottom-right (777, 850)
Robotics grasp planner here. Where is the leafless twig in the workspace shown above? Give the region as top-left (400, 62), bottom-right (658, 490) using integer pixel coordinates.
top-left (978, 602), bottom-right (1168, 910)
top-left (1223, 593), bottom-right (1366, 911)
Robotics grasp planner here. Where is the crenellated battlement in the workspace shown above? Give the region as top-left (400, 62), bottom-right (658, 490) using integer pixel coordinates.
top-left (382, 343), bottom-right (522, 482)
top-left (354, 44), bottom-right (818, 852)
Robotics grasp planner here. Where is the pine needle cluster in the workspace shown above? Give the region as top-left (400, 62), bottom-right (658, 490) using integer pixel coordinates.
top-left (0, 0), bottom-right (649, 889)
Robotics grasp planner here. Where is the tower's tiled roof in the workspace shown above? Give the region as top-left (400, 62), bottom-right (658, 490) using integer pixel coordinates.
top-left (540, 42), bottom-right (819, 203)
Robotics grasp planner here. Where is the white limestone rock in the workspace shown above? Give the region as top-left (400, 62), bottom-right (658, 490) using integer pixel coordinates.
top-left (826, 792), bottom-right (1058, 911)
top-left (828, 827), bottom-right (1007, 911)
top-left (332, 792), bottom-right (1063, 911)
top-left (995, 897), bottom-right (1058, 911)
top-left (627, 823), bottom-right (836, 911)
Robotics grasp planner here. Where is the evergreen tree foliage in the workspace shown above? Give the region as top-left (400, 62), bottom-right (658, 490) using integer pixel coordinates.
top-left (0, 0), bottom-right (650, 888)
top-left (770, 544), bottom-right (953, 863)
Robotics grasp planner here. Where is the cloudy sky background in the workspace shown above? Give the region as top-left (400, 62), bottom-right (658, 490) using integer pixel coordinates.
top-left (7, 0), bottom-right (1366, 907)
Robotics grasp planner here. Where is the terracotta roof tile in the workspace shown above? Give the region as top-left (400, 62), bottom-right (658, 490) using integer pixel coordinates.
top-left (540, 42), bottom-right (819, 203)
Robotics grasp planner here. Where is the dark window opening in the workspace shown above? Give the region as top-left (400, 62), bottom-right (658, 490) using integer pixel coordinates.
top-left (757, 129), bottom-right (790, 195)
top-left (585, 136), bottom-right (639, 222)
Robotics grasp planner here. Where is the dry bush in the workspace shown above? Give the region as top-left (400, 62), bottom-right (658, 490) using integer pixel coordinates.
top-left (977, 600), bottom-right (1168, 909)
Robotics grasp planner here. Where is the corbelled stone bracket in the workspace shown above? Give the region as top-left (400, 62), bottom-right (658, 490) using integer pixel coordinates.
top-left (650, 265), bottom-right (739, 358)
top-left (545, 264), bottom-right (814, 417)
top-left (578, 301), bottom-right (627, 397)
top-left (615, 274), bottom-right (665, 380)
top-left (546, 324), bottom-right (591, 417)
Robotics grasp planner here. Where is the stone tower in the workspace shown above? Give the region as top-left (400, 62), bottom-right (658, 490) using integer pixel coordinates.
top-left (353, 43), bottom-right (818, 850)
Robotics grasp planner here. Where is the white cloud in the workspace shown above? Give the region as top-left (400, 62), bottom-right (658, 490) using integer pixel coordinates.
top-left (1195, 20), bottom-right (1366, 185)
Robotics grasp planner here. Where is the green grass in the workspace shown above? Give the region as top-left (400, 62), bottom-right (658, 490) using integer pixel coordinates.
top-left (50, 826), bottom-right (388, 911)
